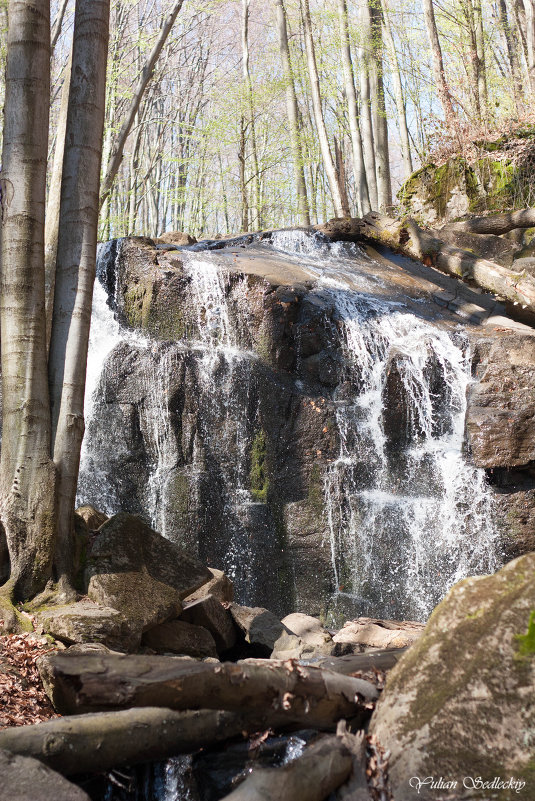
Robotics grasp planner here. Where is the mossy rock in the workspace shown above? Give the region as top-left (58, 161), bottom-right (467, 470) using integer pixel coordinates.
top-left (370, 553), bottom-right (535, 800)
top-left (398, 147), bottom-right (535, 223)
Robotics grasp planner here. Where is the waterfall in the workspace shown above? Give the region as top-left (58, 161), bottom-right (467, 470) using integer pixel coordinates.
top-left (80, 233), bottom-right (500, 623)
top-left (272, 230), bottom-right (498, 621)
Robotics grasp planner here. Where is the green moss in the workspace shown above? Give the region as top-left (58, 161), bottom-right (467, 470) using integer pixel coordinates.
top-left (515, 610), bottom-right (535, 657)
top-left (250, 430), bottom-right (269, 502)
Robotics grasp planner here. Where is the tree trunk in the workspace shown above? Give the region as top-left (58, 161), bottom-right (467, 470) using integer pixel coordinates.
top-left (474, 0), bottom-right (488, 122)
top-left (368, 0), bottom-right (391, 210)
top-left (44, 53), bottom-right (72, 345)
top-left (445, 207), bottom-right (535, 234)
top-left (38, 652), bottom-right (378, 722)
top-left (220, 735), bottom-right (353, 801)
top-left (358, 0), bottom-right (378, 210)
top-left (0, 707), bottom-right (290, 776)
top-left (381, 0), bottom-right (413, 178)
top-left (242, 0), bottom-right (262, 229)
top-left (47, 0), bottom-right (110, 589)
top-left (525, 0), bottom-right (535, 94)
top-left (336, 0), bottom-right (370, 215)
top-left (100, 0), bottom-right (185, 208)
top-left (326, 212), bottom-right (535, 314)
top-left (272, 0), bottom-right (310, 226)
top-left (499, 0), bottom-right (523, 112)
top-left (0, 0), bottom-right (57, 601)
top-left (422, 0), bottom-right (458, 136)
top-left (301, 0), bottom-right (348, 217)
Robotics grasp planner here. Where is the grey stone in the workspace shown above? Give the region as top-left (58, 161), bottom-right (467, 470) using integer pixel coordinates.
top-left (370, 553), bottom-right (535, 800)
top-left (142, 619), bottom-right (218, 658)
top-left (332, 618), bottom-right (424, 652)
top-left (38, 600), bottom-right (140, 652)
top-left (184, 568), bottom-right (234, 604)
top-left (0, 749), bottom-right (91, 801)
top-left (180, 595), bottom-right (236, 653)
top-left (229, 603), bottom-right (300, 656)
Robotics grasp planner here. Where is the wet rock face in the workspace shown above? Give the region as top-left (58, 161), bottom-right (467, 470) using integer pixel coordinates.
top-left (466, 336), bottom-right (535, 558)
top-left (466, 335), bottom-right (535, 468)
top-left (370, 553), bottom-right (535, 800)
top-left (82, 236), bottom-right (533, 619)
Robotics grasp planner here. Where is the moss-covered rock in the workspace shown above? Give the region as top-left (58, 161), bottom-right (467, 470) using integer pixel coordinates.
top-left (370, 553), bottom-right (535, 800)
top-left (398, 133), bottom-right (535, 223)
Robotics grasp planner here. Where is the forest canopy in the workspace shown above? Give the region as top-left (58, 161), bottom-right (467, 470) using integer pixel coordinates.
top-left (0, 0), bottom-right (530, 239)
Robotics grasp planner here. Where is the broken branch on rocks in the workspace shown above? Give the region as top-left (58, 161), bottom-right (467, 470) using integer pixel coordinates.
top-left (219, 734), bottom-right (353, 801)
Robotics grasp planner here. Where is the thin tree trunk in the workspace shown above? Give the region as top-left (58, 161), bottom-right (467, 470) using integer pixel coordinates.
top-left (500, 0), bottom-right (523, 111)
top-left (242, 0), bottom-right (262, 228)
top-left (100, 0), bottom-right (184, 208)
top-left (524, 0), bottom-right (535, 94)
top-left (301, 0), bottom-right (347, 217)
top-left (474, 0), bottom-right (488, 122)
top-left (48, 0), bottom-right (110, 589)
top-left (44, 53), bottom-right (72, 345)
top-left (0, 0), bottom-right (56, 601)
top-left (422, 0), bottom-right (458, 136)
top-left (336, 0), bottom-right (370, 215)
top-left (358, 0), bottom-right (378, 209)
top-left (238, 118), bottom-right (249, 232)
top-left (381, 0), bottom-right (413, 178)
top-left (272, 0), bottom-right (310, 226)
top-left (369, 0), bottom-right (391, 210)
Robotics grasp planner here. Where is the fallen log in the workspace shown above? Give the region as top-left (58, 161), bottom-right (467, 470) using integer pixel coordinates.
top-left (444, 207), bottom-right (535, 236)
top-left (317, 213), bottom-right (535, 316)
top-left (219, 734), bottom-right (353, 801)
top-left (38, 652), bottom-right (378, 729)
top-left (0, 707), bottom-right (295, 776)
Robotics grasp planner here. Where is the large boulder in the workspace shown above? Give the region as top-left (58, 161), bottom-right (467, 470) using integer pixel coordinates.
top-left (156, 230), bottom-right (197, 246)
top-left (0, 749), bottom-right (91, 801)
top-left (370, 553), bottom-right (535, 800)
top-left (85, 513), bottom-right (211, 635)
top-left (37, 600), bottom-right (140, 652)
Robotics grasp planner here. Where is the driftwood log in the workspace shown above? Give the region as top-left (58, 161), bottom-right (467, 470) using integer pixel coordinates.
top-left (38, 653), bottom-right (378, 728)
top-left (219, 734), bottom-right (353, 801)
top-left (0, 708), bottom-right (259, 775)
top-left (317, 213), bottom-right (535, 314)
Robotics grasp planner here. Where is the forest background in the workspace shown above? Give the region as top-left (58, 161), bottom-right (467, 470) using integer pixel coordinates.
top-left (0, 0), bottom-right (532, 242)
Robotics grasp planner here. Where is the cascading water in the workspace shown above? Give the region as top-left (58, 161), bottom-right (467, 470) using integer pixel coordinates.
top-left (80, 230), bottom-right (500, 625)
top-left (79, 243), bottom-right (263, 604)
top-left (271, 230), bottom-right (499, 621)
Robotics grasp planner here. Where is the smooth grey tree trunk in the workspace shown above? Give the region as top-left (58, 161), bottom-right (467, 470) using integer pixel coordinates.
top-left (48, 0), bottom-right (110, 588)
top-left (272, 0), bottom-right (310, 226)
top-left (302, 0), bottom-right (348, 218)
top-left (0, 0), bottom-right (57, 601)
top-left (369, 0), bottom-right (392, 210)
top-left (44, 53), bottom-right (72, 344)
top-left (499, 0), bottom-right (523, 111)
top-left (100, 0), bottom-right (184, 208)
top-left (336, 0), bottom-right (370, 215)
top-left (358, 0), bottom-right (378, 210)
